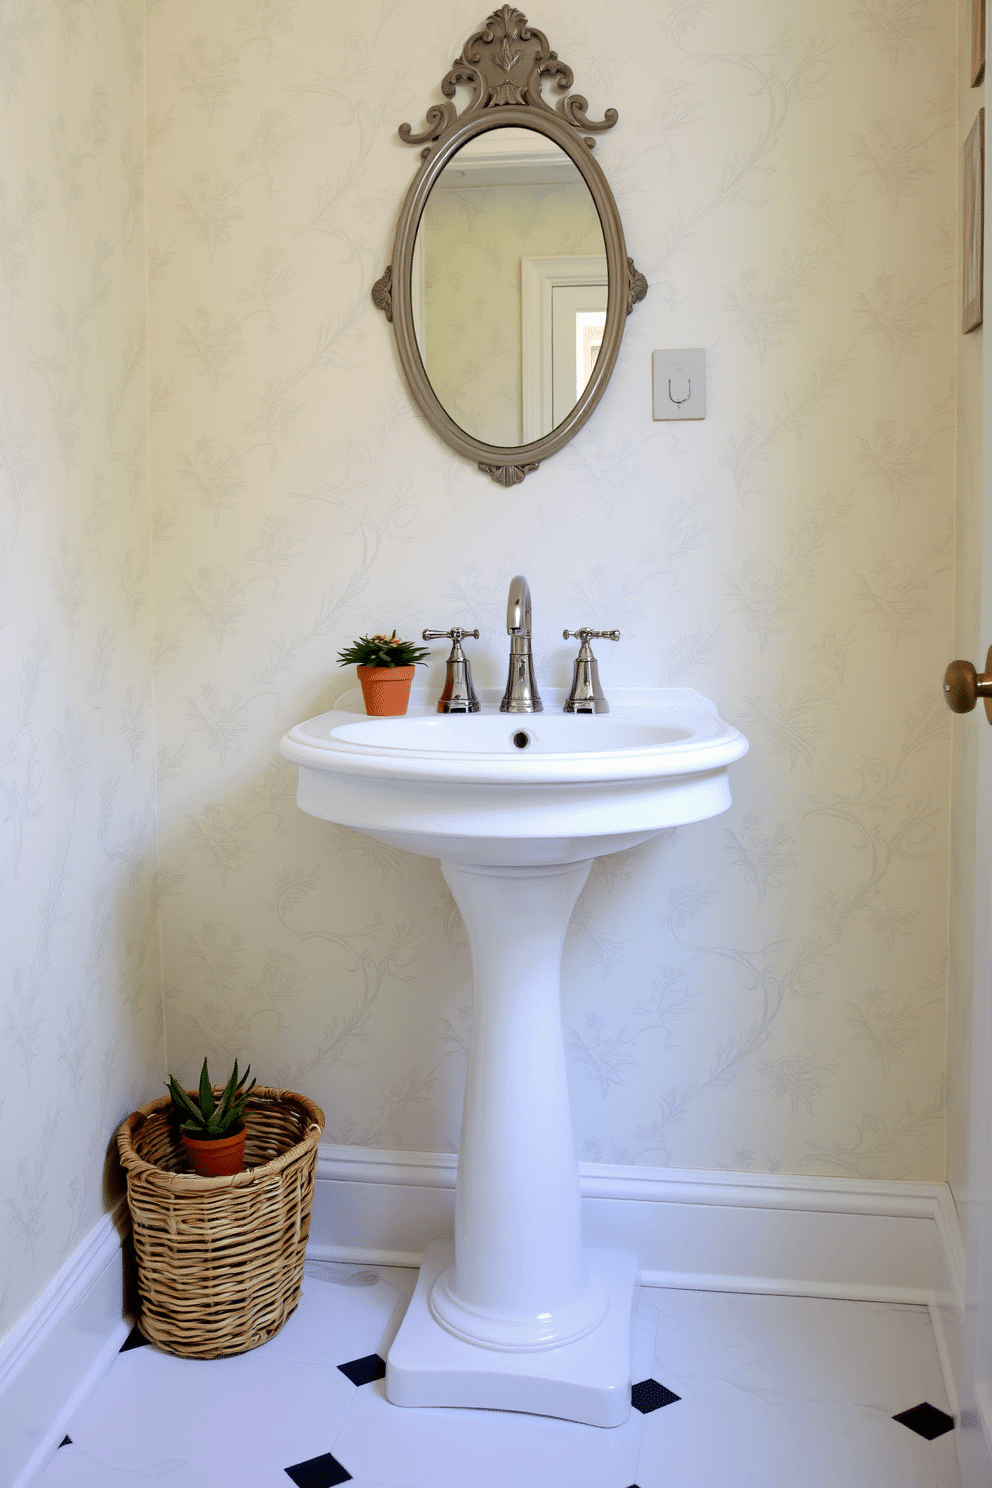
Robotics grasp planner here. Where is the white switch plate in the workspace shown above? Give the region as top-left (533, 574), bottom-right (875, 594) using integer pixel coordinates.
top-left (652, 348), bottom-right (705, 419)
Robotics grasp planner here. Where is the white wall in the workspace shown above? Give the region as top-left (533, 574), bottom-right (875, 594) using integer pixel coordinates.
top-left (0, 4), bottom-right (161, 1339)
top-left (146, 1), bottom-right (957, 1179)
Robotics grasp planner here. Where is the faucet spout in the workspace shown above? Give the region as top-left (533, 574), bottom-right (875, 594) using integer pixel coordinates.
top-left (500, 575), bottom-right (542, 713)
top-left (506, 574), bottom-right (532, 637)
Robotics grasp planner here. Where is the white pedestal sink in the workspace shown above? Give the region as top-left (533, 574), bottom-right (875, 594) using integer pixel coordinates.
top-left (281, 686), bottom-right (747, 1426)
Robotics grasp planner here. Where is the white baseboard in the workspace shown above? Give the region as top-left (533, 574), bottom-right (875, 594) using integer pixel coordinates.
top-left (311, 1146), bottom-right (956, 1303)
top-left (0, 1203), bottom-right (132, 1488)
top-left (0, 1151), bottom-right (969, 1486)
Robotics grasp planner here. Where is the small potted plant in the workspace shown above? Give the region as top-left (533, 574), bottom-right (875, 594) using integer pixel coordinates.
top-left (337, 630), bottom-right (429, 715)
top-left (166, 1057), bottom-right (256, 1177)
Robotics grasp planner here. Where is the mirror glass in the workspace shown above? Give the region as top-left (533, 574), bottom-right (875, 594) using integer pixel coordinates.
top-left (412, 128), bottom-right (608, 450)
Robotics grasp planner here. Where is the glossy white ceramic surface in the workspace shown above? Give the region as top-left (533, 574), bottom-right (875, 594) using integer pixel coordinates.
top-left (283, 688), bottom-right (744, 779)
top-left (280, 688), bottom-right (748, 1424)
top-left (326, 712), bottom-right (694, 757)
top-left (280, 687), bottom-right (748, 868)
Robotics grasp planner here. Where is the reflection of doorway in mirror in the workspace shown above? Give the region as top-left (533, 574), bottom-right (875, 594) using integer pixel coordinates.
top-left (576, 311), bottom-right (606, 403)
top-left (521, 257), bottom-right (608, 442)
top-left (550, 283), bottom-right (608, 431)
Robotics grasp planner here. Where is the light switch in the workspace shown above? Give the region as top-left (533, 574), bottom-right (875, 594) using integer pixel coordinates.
top-left (652, 348), bottom-right (705, 420)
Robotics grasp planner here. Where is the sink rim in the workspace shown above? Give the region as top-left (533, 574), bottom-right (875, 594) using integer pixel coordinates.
top-left (280, 687), bottom-right (748, 787)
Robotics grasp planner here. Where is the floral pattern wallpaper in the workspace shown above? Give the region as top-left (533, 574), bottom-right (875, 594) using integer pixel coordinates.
top-left (0, 0), bottom-right (970, 1346)
top-left (0, 3), bottom-right (160, 1337)
top-left (147, 0), bottom-right (956, 1179)
top-left (947, 0), bottom-right (984, 1238)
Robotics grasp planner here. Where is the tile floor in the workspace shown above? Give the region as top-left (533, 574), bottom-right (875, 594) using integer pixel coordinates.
top-left (38, 1259), bottom-right (960, 1487)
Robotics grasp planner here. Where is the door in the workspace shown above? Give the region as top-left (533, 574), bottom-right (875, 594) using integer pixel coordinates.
top-left (956, 77), bottom-right (992, 1485)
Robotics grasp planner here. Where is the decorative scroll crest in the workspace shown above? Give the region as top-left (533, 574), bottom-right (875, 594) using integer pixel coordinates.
top-left (479, 460), bottom-right (541, 486)
top-left (626, 258), bottom-right (648, 315)
top-left (371, 264), bottom-right (393, 323)
top-left (399, 6), bottom-right (618, 154)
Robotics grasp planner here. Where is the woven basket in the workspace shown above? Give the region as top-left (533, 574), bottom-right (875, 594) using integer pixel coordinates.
top-left (117, 1086), bottom-right (324, 1358)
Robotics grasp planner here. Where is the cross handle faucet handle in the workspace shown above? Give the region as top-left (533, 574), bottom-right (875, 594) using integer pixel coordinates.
top-left (563, 629), bottom-right (621, 643)
top-left (423, 628), bottom-right (480, 642)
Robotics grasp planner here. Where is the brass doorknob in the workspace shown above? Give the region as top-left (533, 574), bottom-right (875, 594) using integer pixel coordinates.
top-left (944, 646), bottom-right (992, 722)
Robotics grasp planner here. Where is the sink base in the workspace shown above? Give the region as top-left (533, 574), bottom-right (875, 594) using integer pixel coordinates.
top-left (385, 1242), bottom-right (638, 1427)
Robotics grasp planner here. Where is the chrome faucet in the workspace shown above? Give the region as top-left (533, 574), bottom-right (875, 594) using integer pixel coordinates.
top-left (500, 575), bottom-right (542, 713)
top-left (562, 628), bottom-right (620, 713)
top-left (423, 627), bottom-right (480, 713)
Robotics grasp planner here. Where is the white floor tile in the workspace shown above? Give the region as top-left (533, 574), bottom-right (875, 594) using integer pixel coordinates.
top-left (330, 1377), bottom-right (643, 1488)
top-left (643, 1288), bottom-right (951, 1415)
top-left (636, 1397), bottom-right (960, 1488)
top-left (66, 1347), bottom-right (357, 1469)
top-left (304, 1260), bottom-right (419, 1300)
top-left (262, 1268), bottom-right (402, 1364)
top-left (631, 1291), bottom-right (661, 1381)
top-left (36, 1443), bottom-right (297, 1487)
top-left (45, 1266), bottom-right (960, 1488)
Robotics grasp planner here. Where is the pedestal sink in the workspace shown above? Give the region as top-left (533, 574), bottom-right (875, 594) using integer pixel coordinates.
top-left (280, 686), bottom-right (747, 1427)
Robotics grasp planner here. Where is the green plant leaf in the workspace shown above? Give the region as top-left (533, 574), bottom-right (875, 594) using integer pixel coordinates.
top-left (197, 1058), bottom-right (216, 1121)
top-left (213, 1059), bottom-right (241, 1129)
top-left (168, 1057), bottom-right (255, 1136)
top-left (166, 1075), bottom-right (204, 1127)
top-left (337, 631), bottom-right (429, 668)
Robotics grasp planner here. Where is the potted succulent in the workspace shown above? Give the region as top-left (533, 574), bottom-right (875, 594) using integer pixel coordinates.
top-left (166, 1057), bottom-right (256, 1177)
top-left (337, 630), bottom-right (429, 715)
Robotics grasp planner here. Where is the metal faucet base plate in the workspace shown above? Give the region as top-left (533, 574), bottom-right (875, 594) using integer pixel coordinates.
top-left (385, 1241), bottom-right (637, 1427)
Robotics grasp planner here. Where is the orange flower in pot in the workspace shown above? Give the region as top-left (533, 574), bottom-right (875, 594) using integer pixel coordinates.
top-left (337, 630), bottom-right (429, 716)
top-left (166, 1058), bottom-right (257, 1177)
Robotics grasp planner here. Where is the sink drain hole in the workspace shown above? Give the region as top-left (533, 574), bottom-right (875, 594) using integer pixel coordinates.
top-left (512, 730), bottom-right (531, 749)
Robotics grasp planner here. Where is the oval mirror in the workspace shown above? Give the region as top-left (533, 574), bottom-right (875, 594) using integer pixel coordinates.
top-left (412, 128), bottom-right (608, 448)
top-left (371, 8), bottom-right (647, 486)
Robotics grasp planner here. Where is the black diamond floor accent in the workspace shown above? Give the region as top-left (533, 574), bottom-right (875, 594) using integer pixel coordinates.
top-left (120, 1324), bottom-right (148, 1352)
top-left (631, 1378), bottom-right (681, 1414)
top-left (58, 1436), bottom-right (72, 1448)
top-left (893, 1402), bottom-right (955, 1440)
top-left (337, 1352), bottom-right (386, 1387)
top-left (284, 1451), bottom-right (352, 1487)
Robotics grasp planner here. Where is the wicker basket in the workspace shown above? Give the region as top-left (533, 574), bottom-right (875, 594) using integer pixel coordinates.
top-left (117, 1086), bottom-right (324, 1358)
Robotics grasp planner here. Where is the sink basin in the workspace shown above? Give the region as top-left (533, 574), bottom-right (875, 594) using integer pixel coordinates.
top-left (280, 686), bottom-right (748, 1426)
top-left (280, 687), bottom-right (748, 866)
top-left (316, 711), bottom-right (694, 757)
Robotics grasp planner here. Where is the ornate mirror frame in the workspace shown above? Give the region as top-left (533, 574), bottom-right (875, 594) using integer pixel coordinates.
top-left (372, 6), bottom-right (647, 486)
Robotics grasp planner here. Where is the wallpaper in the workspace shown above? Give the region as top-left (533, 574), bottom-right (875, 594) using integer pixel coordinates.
top-left (0, 3), bottom-right (160, 1337)
top-left (146, 0), bottom-right (957, 1183)
top-left (946, 0), bottom-right (984, 1237)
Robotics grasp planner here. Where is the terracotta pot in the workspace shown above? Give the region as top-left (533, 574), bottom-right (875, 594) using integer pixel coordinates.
top-left (181, 1122), bottom-right (246, 1177)
top-left (356, 664), bottom-right (415, 716)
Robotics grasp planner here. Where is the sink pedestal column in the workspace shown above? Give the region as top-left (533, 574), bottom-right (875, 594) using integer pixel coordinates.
top-left (385, 858), bottom-right (637, 1427)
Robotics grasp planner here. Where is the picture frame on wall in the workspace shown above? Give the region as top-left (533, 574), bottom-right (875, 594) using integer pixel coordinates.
top-left (964, 109), bottom-right (984, 334)
top-left (973, 0), bottom-right (986, 87)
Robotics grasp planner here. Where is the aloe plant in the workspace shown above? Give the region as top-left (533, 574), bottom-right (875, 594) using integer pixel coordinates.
top-left (167, 1057), bottom-right (256, 1139)
top-left (337, 631), bottom-right (429, 669)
